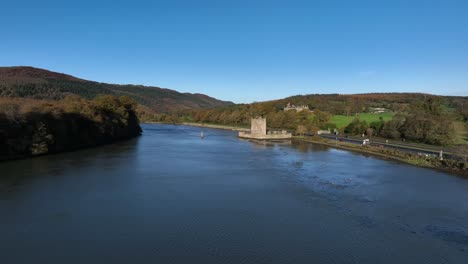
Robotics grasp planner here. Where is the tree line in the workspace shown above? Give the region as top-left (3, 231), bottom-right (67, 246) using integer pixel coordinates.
top-left (146, 96), bottom-right (465, 146)
top-left (0, 95), bottom-right (141, 160)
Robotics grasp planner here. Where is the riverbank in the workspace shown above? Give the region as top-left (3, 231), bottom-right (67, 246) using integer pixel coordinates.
top-left (294, 136), bottom-right (467, 177)
top-left (143, 122), bottom-right (467, 176)
top-left (0, 96), bottom-right (142, 161)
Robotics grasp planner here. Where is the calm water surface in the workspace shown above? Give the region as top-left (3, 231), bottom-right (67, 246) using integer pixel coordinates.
top-left (1, 124), bottom-right (468, 263)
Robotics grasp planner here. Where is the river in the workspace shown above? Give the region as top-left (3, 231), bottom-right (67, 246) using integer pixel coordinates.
top-left (1, 124), bottom-right (468, 263)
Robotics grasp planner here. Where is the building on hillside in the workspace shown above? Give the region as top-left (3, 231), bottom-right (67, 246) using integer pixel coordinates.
top-left (369, 107), bottom-right (388, 113)
top-left (284, 102), bottom-right (311, 112)
top-left (238, 117), bottom-right (292, 140)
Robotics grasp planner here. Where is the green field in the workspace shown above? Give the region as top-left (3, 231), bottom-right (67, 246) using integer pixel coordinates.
top-left (453, 121), bottom-right (468, 145)
top-left (330, 112), bottom-right (394, 128)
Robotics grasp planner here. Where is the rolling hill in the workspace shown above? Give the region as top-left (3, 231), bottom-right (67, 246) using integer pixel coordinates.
top-left (0, 66), bottom-right (232, 113)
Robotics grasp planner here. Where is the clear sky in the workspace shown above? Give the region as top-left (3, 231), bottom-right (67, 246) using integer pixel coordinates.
top-left (1, 0), bottom-right (467, 103)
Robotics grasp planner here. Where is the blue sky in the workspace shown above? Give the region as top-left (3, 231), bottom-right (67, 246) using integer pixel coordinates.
top-left (1, 0), bottom-right (467, 103)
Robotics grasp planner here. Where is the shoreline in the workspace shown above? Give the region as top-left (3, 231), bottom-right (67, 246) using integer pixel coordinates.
top-left (293, 136), bottom-right (467, 178)
top-left (144, 122), bottom-right (467, 177)
top-left (0, 134), bottom-right (141, 163)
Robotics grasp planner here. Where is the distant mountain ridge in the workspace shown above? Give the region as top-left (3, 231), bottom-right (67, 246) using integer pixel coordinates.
top-left (0, 66), bottom-right (233, 113)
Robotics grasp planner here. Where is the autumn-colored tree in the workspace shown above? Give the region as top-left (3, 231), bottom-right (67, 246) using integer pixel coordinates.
top-left (296, 125), bottom-right (307, 136)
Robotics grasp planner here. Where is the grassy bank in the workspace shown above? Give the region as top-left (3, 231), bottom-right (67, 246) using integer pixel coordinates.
top-left (454, 121), bottom-right (468, 145)
top-left (294, 136), bottom-right (467, 177)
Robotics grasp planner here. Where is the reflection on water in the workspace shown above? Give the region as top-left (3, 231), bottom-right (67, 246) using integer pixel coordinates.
top-left (240, 138), bottom-right (292, 150)
top-left (1, 124), bottom-right (467, 264)
top-left (291, 140), bottom-right (331, 153)
top-left (0, 138), bottom-right (139, 190)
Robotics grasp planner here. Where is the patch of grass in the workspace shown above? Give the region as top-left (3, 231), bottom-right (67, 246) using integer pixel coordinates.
top-left (330, 112), bottom-right (394, 128)
top-left (453, 121), bottom-right (468, 145)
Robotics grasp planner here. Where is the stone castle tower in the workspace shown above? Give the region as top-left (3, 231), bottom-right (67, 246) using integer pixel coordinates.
top-left (238, 117), bottom-right (291, 139)
top-left (250, 117), bottom-right (267, 136)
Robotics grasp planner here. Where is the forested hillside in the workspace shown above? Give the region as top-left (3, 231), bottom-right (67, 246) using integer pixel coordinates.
top-left (1, 67), bottom-right (466, 147)
top-left (0, 66), bottom-right (233, 113)
top-left (164, 93), bottom-right (468, 146)
top-left (0, 95), bottom-right (141, 160)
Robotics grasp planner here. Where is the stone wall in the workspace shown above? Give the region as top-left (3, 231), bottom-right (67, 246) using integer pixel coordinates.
top-left (238, 131), bottom-right (292, 139)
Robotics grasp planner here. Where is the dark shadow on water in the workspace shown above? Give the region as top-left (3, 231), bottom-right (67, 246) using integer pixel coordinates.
top-left (0, 137), bottom-right (141, 191)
